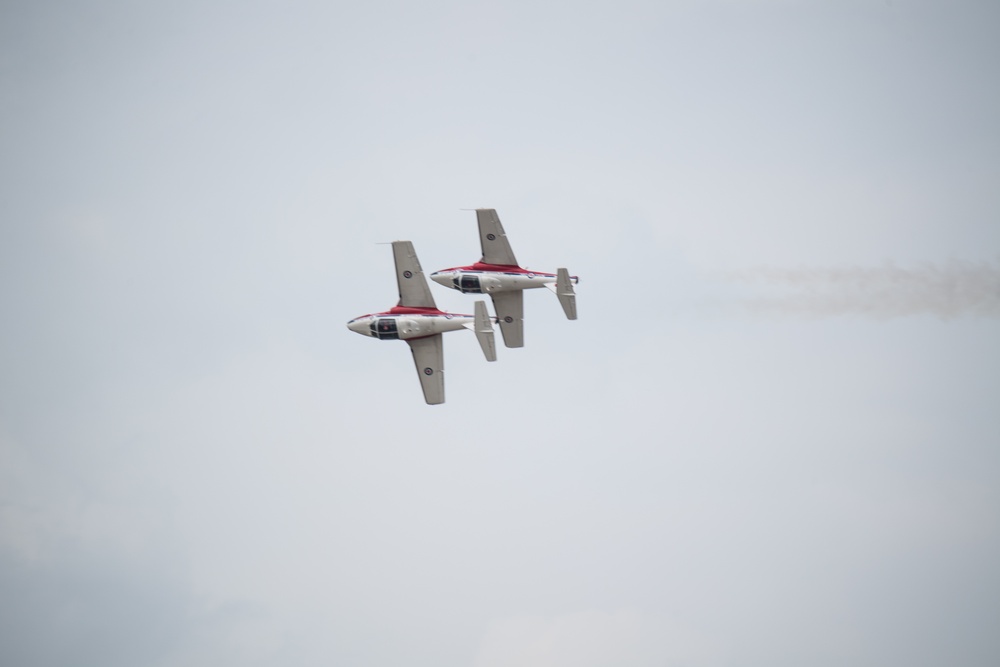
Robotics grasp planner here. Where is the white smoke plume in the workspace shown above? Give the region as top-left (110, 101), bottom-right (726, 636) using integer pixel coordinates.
top-left (724, 260), bottom-right (1000, 319)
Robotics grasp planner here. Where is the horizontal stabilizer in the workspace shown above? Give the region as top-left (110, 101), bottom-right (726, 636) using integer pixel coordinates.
top-left (555, 268), bottom-right (577, 320)
top-left (474, 300), bottom-right (497, 361)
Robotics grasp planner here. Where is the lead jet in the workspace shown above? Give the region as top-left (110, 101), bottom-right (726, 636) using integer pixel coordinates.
top-left (430, 209), bottom-right (578, 348)
top-left (347, 240), bottom-right (496, 405)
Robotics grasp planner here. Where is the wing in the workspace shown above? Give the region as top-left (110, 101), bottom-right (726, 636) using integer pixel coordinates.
top-left (406, 335), bottom-right (445, 405)
top-left (490, 290), bottom-right (524, 348)
top-left (476, 209), bottom-right (519, 266)
top-left (392, 240), bottom-right (436, 308)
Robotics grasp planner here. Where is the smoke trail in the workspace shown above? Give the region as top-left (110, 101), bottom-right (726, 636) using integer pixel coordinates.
top-left (724, 260), bottom-right (1000, 319)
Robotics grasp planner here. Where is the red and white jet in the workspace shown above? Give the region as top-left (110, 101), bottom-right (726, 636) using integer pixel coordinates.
top-left (430, 209), bottom-right (578, 348)
top-left (347, 240), bottom-right (496, 405)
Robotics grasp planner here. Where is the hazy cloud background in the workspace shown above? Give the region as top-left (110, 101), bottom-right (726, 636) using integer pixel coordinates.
top-left (724, 260), bottom-right (1000, 318)
top-left (2, 1), bottom-right (998, 666)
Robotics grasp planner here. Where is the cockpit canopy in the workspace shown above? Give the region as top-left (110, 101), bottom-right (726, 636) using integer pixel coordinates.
top-left (453, 274), bottom-right (482, 294)
top-left (370, 317), bottom-right (399, 340)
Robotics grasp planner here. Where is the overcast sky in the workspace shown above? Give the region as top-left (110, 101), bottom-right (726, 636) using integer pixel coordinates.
top-left (2, 1), bottom-right (999, 666)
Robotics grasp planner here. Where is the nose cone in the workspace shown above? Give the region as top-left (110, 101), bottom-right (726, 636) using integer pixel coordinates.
top-left (347, 317), bottom-right (371, 336)
top-left (430, 271), bottom-right (452, 288)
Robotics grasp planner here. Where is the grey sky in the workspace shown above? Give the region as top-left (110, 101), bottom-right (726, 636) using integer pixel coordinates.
top-left (724, 260), bottom-right (1000, 318)
top-left (2, 1), bottom-right (999, 666)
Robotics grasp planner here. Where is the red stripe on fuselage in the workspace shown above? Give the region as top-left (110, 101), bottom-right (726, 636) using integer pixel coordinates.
top-left (349, 306), bottom-right (473, 320)
top-left (388, 306), bottom-right (448, 315)
top-left (436, 262), bottom-right (557, 277)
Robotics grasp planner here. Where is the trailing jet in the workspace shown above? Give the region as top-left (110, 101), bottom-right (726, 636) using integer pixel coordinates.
top-left (347, 240), bottom-right (496, 405)
top-left (430, 209), bottom-right (578, 348)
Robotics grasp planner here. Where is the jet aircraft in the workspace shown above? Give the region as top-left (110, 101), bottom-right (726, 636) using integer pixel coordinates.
top-left (430, 208), bottom-right (578, 348)
top-left (347, 240), bottom-right (496, 405)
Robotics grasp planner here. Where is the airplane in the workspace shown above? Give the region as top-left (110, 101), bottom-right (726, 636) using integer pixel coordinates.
top-left (430, 208), bottom-right (578, 348)
top-left (347, 240), bottom-right (497, 405)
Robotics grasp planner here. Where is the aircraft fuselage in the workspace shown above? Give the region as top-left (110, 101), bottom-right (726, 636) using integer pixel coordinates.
top-left (430, 262), bottom-right (579, 295)
top-left (347, 306), bottom-right (474, 341)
